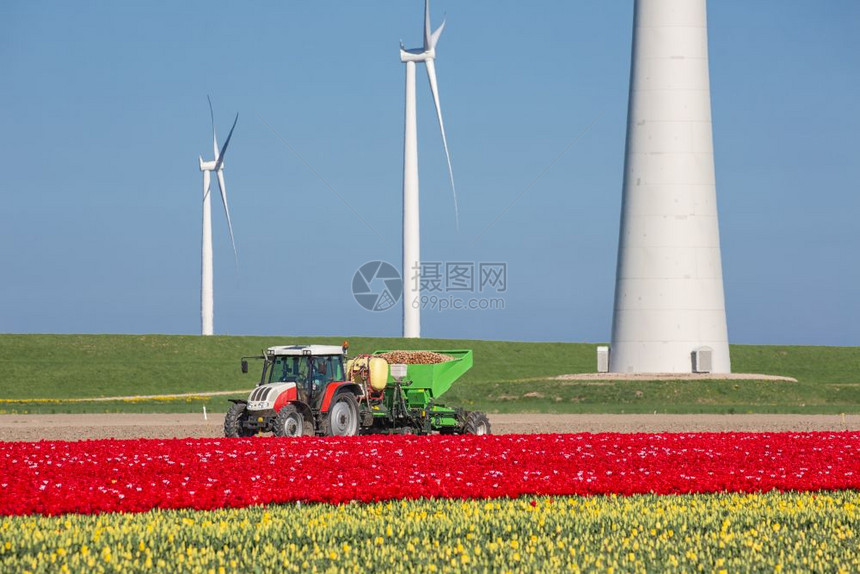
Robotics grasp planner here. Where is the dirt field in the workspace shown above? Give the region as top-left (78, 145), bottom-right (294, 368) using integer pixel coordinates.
top-left (0, 413), bottom-right (856, 442)
top-left (555, 373), bottom-right (797, 382)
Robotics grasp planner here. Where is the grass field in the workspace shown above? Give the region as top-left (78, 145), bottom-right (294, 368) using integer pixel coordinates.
top-left (0, 334), bottom-right (857, 414)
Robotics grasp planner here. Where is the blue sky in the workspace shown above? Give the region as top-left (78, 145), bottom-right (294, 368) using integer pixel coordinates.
top-left (1, 1), bottom-right (858, 345)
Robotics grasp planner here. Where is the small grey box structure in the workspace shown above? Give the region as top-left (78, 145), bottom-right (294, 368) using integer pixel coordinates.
top-left (692, 347), bottom-right (713, 373)
top-left (390, 363), bottom-right (408, 381)
top-left (597, 346), bottom-right (610, 373)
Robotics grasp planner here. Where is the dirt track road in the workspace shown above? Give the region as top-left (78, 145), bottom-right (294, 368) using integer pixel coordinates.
top-left (0, 413), bottom-right (856, 442)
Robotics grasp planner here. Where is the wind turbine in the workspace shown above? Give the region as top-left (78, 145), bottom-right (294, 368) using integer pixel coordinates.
top-left (610, 0), bottom-right (730, 373)
top-left (198, 96), bottom-right (238, 336)
top-left (400, 0), bottom-right (458, 338)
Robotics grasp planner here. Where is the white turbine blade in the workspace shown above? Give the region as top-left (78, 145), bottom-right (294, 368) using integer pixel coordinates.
top-left (429, 19), bottom-right (445, 50)
top-left (423, 0), bottom-right (432, 50)
top-left (208, 95), bottom-right (218, 160)
top-left (213, 113), bottom-right (238, 172)
top-left (424, 59), bottom-right (459, 231)
top-left (216, 169), bottom-right (238, 261)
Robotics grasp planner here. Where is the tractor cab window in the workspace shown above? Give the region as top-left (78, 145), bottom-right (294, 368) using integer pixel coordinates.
top-left (311, 357), bottom-right (335, 386)
top-left (265, 354), bottom-right (343, 405)
top-left (329, 356), bottom-right (344, 381)
top-left (297, 358), bottom-right (310, 385)
top-left (268, 356), bottom-right (308, 385)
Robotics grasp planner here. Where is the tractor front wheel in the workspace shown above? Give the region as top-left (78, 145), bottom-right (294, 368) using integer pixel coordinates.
top-left (273, 405), bottom-right (307, 437)
top-left (224, 402), bottom-right (254, 438)
top-left (463, 411), bottom-right (491, 435)
top-left (322, 392), bottom-right (359, 436)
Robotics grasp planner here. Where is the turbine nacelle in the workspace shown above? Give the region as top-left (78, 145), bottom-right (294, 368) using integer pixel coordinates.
top-left (400, 45), bottom-right (436, 63)
top-left (199, 156), bottom-right (221, 172)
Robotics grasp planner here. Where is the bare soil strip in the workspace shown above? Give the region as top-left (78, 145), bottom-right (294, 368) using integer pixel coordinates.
top-left (0, 390), bottom-right (249, 403)
top-left (555, 373), bottom-right (798, 382)
top-left (0, 413), bottom-right (855, 442)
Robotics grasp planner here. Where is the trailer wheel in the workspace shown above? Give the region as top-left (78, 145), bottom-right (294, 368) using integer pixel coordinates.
top-left (463, 411), bottom-right (491, 435)
top-left (273, 405), bottom-right (307, 437)
top-left (322, 392), bottom-right (360, 436)
top-left (224, 402), bottom-right (254, 438)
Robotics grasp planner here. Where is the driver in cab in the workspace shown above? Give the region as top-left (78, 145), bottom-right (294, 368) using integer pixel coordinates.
top-left (311, 358), bottom-right (328, 396)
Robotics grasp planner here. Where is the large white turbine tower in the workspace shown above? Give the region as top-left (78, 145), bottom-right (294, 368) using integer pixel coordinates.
top-left (610, 0), bottom-right (730, 373)
top-left (198, 97), bottom-right (238, 336)
top-left (400, 0), bottom-right (459, 338)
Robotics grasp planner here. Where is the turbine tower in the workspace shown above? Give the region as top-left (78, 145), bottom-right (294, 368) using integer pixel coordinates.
top-left (610, 0), bottom-right (730, 373)
top-left (400, 0), bottom-right (459, 338)
top-left (198, 97), bottom-right (238, 336)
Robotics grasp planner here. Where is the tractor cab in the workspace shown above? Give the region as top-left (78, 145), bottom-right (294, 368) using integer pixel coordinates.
top-left (261, 349), bottom-right (345, 408)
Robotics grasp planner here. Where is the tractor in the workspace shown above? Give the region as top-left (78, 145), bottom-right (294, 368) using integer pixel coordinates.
top-left (224, 343), bottom-right (490, 437)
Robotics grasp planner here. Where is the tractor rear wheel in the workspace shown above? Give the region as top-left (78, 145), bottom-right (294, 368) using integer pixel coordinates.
top-left (322, 392), bottom-right (359, 436)
top-left (224, 402), bottom-right (254, 438)
top-left (273, 405), bottom-right (307, 437)
top-left (463, 411), bottom-right (491, 435)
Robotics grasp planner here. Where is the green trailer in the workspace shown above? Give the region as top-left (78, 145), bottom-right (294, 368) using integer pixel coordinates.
top-left (367, 349), bottom-right (490, 435)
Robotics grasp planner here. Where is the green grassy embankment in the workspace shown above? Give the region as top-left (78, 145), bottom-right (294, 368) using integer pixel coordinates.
top-left (0, 334), bottom-right (857, 414)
